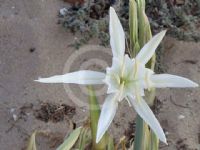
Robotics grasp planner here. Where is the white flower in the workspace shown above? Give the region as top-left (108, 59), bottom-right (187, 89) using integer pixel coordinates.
top-left (35, 7), bottom-right (198, 144)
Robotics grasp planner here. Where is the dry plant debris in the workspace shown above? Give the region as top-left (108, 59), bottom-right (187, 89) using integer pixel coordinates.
top-left (34, 102), bottom-right (76, 123)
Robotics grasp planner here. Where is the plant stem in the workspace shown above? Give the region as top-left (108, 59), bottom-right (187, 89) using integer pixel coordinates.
top-left (134, 115), bottom-right (144, 150)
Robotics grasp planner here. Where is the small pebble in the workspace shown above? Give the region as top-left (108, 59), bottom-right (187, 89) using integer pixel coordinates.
top-left (59, 8), bottom-right (68, 16)
top-left (13, 114), bottom-right (18, 121)
top-left (178, 115), bottom-right (185, 120)
top-left (10, 108), bottom-right (15, 113)
top-left (165, 131), bottom-right (169, 135)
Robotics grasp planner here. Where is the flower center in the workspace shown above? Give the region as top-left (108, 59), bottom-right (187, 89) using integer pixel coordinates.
top-left (119, 77), bottom-right (127, 85)
top-left (105, 55), bottom-right (153, 97)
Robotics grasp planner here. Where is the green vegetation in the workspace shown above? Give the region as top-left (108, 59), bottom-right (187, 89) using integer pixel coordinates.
top-left (59, 0), bottom-right (200, 49)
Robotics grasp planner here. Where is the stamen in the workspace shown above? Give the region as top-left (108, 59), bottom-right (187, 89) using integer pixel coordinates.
top-left (118, 81), bottom-right (125, 101)
top-left (133, 60), bottom-right (138, 78)
top-left (125, 97), bottom-right (132, 107)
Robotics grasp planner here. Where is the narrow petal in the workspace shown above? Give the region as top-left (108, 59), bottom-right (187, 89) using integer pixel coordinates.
top-left (35, 70), bottom-right (105, 85)
top-left (136, 30), bottom-right (166, 64)
top-left (150, 74), bottom-right (198, 88)
top-left (128, 95), bottom-right (167, 144)
top-left (96, 94), bottom-right (118, 143)
top-left (109, 7), bottom-right (125, 59)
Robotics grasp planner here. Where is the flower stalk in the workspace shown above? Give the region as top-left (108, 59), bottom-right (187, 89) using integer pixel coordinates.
top-left (129, 0), bottom-right (159, 149)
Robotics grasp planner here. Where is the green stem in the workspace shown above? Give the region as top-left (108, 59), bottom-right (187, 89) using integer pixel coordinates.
top-left (134, 115), bottom-right (144, 150)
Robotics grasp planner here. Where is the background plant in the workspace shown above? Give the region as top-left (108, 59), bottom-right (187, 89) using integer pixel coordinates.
top-left (59, 0), bottom-right (200, 49)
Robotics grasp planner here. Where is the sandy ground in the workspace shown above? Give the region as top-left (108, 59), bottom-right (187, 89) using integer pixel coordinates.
top-left (0, 0), bottom-right (200, 150)
top-left (157, 38), bottom-right (200, 150)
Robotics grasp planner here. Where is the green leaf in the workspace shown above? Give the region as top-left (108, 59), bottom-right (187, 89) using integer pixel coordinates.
top-left (150, 130), bottom-right (159, 150)
top-left (27, 131), bottom-right (37, 150)
top-left (88, 86), bottom-right (107, 150)
top-left (107, 135), bottom-right (115, 150)
top-left (78, 128), bottom-right (91, 150)
top-left (143, 124), bottom-right (150, 150)
top-left (57, 127), bottom-right (82, 150)
top-left (134, 115), bottom-right (144, 150)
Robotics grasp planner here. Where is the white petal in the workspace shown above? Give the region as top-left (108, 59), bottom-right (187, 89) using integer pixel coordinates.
top-left (109, 7), bottom-right (125, 59)
top-left (136, 30), bottom-right (166, 64)
top-left (96, 94), bottom-right (118, 143)
top-left (128, 95), bottom-right (167, 144)
top-left (150, 74), bottom-right (198, 88)
top-left (35, 70), bottom-right (105, 84)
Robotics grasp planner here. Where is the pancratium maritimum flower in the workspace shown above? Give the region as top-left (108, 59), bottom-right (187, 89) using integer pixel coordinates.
top-left (35, 7), bottom-right (198, 144)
